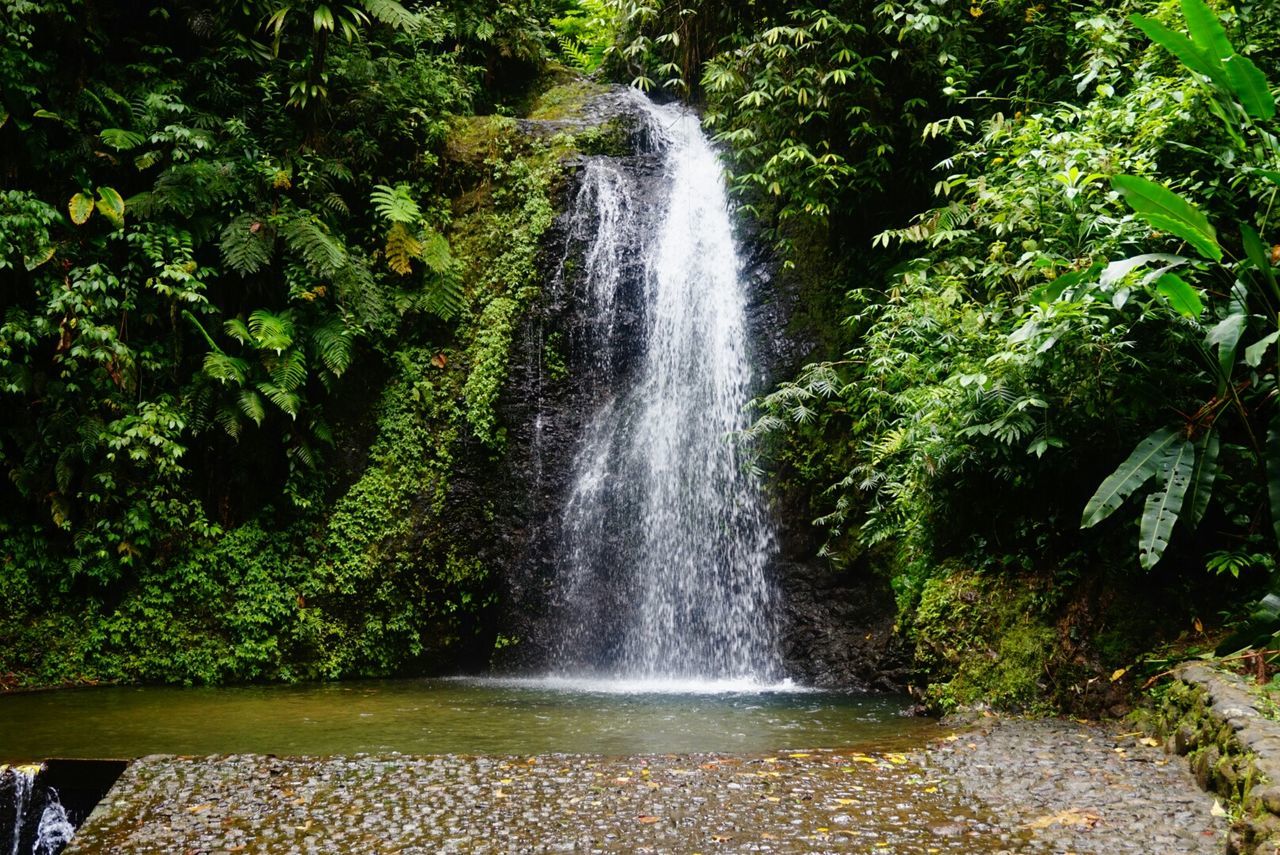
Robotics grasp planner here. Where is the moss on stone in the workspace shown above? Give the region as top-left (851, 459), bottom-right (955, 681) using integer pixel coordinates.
top-left (525, 78), bottom-right (609, 121)
top-left (909, 566), bottom-right (1056, 713)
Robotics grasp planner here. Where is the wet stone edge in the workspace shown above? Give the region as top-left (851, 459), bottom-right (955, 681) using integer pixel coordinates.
top-left (1140, 662), bottom-right (1280, 854)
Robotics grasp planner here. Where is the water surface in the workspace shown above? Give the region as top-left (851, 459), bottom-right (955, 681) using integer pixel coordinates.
top-left (0, 678), bottom-right (933, 762)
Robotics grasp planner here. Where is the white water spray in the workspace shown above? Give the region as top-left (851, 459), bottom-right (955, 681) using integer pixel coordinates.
top-left (552, 96), bottom-right (781, 683)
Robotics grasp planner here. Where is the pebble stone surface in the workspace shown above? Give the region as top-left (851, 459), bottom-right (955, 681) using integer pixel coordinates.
top-left (67, 719), bottom-right (1226, 854)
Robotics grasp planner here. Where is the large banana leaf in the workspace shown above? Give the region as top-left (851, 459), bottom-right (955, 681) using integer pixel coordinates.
top-left (1112, 176), bottom-right (1221, 261)
top-left (1082, 426), bottom-right (1180, 528)
top-left (1138, 438), bottom-right (1195, 569)
top-left (1184, 430), bottom-right (1220, 528)
top-left (1269, 414), bottom-right (1280, 547)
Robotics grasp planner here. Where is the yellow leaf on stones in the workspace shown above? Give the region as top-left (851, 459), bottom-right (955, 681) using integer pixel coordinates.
top-left (499, 778), bottom-right (512, 784)
top-left (924, 786), bottom-right (938, 793)
top-left (1024, 808), bottom-right (1100, 830)
top-left (1140, 737), bottom-right (1160, 747)
top-left (884, 753), bottom-right (908, 765)
top-left (636, 815), bottom-right (660, 824)
top-left (835, 798), bottom-right (856, 805)
top-left (1110, 668), bottom-right (1127, 682)
top-left (187, 804), bottom-right (212, 814)
top-left (789, 753), bottom-right (811, 758)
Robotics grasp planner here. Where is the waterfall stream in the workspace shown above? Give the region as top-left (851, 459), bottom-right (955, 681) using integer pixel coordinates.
top-left (550, 96), bottom-right (782, 684)
top-left (2, 766), bottom-right (74, 855)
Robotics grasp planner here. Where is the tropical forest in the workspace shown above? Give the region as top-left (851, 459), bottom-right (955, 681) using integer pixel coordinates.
top-left (3, 0), bottom-right (1280, 852)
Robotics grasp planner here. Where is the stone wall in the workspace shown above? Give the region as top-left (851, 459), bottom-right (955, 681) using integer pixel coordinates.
top-left (1143, 663), bottom-right (1280, 854)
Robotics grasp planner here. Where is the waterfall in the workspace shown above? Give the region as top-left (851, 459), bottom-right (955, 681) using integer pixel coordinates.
top-left (550, 95), bottom-right (782, 683)
top-left (2, 766), bottom-right (76, 855)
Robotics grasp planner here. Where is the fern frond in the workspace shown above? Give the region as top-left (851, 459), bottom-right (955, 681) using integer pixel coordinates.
top-left (223, 317), bottom-right (253, 345)
top-left (220, 213), bottom-right (274, 275)
top-left (203, 351), bottom-right (250, 385)
top-left (256, 381), bottom-right (302, 418)
top-left (332, 261), bottom-right (387, 330)
top-left (282, 214), bottom-right (346, 275)
top-left (238, 389), bottom-right (266, 426)
top-left (360, 0), bottom-right (421, 31)
top-left (311, 317), bottom-right (356, 377)
top-left (418, 228), bottom-right (453, 274)
top-left (320, 192), bottom-right (349, 214)
top-left (422, 264), bottom-right (466, 321)
top-left (218, 403), bottom-right (244, 438)
top-left (384, 221), bottom-right (423, 275)
top-left (248, 308), bottom-right (296, 353)
top-left (370, 183), bottom-right (421, 224)
top-left (265, 348), bottom-right (307, 391)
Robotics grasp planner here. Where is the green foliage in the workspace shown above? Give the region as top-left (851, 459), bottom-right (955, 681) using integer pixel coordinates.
top-left (0, 0), bottom-right (571, 685)
top-left (551, 0), bottom-right (617, 73)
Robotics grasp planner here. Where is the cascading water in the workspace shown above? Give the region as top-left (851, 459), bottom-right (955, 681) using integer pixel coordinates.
top-left (1, 766), bottom-right (74, 855)
top-left (550, 95), bottom-right (782, 684)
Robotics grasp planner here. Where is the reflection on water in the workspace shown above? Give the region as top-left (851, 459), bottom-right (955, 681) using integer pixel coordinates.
top-left (0, 677), bottom-right (934, 761)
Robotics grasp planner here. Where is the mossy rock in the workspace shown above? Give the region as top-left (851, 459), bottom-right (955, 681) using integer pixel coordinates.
top-left (525, 78), bottom-right (610, 121)
top-left (910, 566), bottom-right (1056, 713)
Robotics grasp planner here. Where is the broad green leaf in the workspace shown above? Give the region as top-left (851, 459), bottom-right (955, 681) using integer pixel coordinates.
top-left (1253, 168), bottom-right (1280, 186)
top-left (95, 186), bottom-right (125, 229)
top-left (68, 192), bottom-right (94, 225)
top-left (1180, 0), bottom-right (1233, 62)
top-left (1155, 272), bottom-right (1204, 317)
top-left (1185, 430), bottom-right (1220, 527)
top-left (1113, 175), bottom-right (1221, 261)
top-left (1206, 305), bottom-right (1247, 381)
top-left (1142, 213), bottom-right (1224, 261)
top-left (1027, 265), bottom-right (1099, 304)
top-left (1100, 253), bottom-right (1182, 287)
top-left (1082, 426), bottom-right (1180, 528)
top-left (1241, 223), bottom-right (1277, 291)
top-left (1129, 14), bottom-right (1229, 90)
top-left (1269, 413), bottom-right (1280, 548)
top-left (313, 5), bottom-right (334, 33)
top-left (1246, 331), bottom-right (1280, 367)
top-left (22, 246), bottom-right (55, 272)
top-left (1223, 54), bottom-right (1276, 120)
top-left (1138, 438), bottom-right (1195, 569)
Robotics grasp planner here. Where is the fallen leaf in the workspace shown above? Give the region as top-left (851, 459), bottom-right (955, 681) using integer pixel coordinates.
top-left (186, 804), bottom-right (212, 814)
top-left (1024, 808), bottom-right (1101, 830)
top-left (789, 753), bottom-right (811, 759)
top-left (1212, 799), bottom-right (1228, 818)
top-left (431, 352), bottom-right (447, 369)
top-left (1140, 737), bottom-right (1160, 747)
top-left (1110, 667), bottom-right (1127, 682)
top-left (636, 815), bottom-right (660, 824)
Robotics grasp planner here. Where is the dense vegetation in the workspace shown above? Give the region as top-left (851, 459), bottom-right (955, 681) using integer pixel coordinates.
top-left (5, 0), bottom-right (1280, 711)
top-left (0, 0), bottom-right (584, 684)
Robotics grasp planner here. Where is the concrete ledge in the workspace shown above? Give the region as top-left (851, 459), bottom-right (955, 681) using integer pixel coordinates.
top-left (1145, 663), bottom-right (1280, 854)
